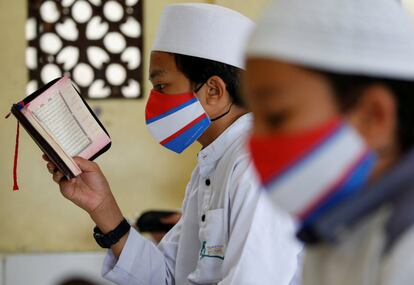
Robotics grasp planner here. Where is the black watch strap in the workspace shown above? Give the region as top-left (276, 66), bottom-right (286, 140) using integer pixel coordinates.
top-left (93, 218), bottom-right (131, 248)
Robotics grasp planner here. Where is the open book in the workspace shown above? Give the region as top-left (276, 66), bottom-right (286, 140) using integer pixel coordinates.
top-left (10, 76), bottom-right (111, 179)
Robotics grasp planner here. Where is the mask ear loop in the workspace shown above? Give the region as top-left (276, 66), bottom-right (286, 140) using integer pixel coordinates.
top-left (211, 103), bottom-right (233, 122)
top-left (194, 82), bottom-right (205, 93)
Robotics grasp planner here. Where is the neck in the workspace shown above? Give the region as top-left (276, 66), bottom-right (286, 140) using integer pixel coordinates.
top-left (198, 105), bottom-right (248, 148)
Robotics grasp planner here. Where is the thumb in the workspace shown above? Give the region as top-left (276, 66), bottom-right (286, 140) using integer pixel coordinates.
top-left (73, 156), bottom-right (100, 173)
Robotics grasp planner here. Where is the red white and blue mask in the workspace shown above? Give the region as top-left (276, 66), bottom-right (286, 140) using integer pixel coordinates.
top-left (145, 89), bottom-right (211, 153)
top-left (249, 118), bottom-right (376, 226)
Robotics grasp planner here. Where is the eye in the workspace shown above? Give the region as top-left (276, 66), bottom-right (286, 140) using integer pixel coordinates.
top-left (154, 83), bottom-right (166, 92)
top-left (264, 111), bottom-right (290, 130)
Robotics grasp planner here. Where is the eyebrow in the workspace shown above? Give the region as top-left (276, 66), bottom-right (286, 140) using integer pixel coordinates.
top-left (149, 69), bottom-right (167, 81)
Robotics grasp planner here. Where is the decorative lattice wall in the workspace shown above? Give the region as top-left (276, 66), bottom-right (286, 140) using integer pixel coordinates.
top-left (26, 0), bottom-right (143, 99)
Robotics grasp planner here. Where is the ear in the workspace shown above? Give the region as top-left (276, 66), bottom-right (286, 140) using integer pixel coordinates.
top-left (204, 76), bottom-right (227, 106)
top-left (347, 84), bottom-right (397, 152)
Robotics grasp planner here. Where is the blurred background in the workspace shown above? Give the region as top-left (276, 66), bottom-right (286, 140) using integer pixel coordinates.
top-left (0, 0), bottom-right (413, 284)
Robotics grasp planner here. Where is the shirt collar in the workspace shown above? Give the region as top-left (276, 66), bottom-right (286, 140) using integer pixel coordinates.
top-left (197, 113), bottom-right (252, 177)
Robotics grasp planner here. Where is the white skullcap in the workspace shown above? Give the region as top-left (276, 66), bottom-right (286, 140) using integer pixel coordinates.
top-left (152, 3), bottom-right (255, 69)
top-left (247, 0), bottom-right (414, 80)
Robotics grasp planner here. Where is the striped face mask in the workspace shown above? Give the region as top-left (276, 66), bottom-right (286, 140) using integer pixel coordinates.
top-left (249, 118), bottom-right (377, 227)
top-left (145, 88), bottom-right (211, 153)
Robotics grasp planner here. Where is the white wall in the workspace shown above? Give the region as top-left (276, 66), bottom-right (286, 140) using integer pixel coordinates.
top-left (0, 255), bottom-right (4, 285)
top-left (403, 0), bottom-right (414, 19)
top-left (1, 252), bottom-right (112, 285)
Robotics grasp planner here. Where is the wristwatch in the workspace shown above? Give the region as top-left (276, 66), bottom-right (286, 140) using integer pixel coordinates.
top-left (93, 218), bottom-right (131, 248)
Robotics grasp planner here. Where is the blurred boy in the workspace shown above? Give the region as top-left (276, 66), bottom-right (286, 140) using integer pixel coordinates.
top-left (244, 0), bottom-right (414, 284)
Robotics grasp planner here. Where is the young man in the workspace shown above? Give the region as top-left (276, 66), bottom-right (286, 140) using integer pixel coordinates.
top-left (45, 3), bottom-right (301, 285)
top-left (243, 0), bottom-right (414, 284)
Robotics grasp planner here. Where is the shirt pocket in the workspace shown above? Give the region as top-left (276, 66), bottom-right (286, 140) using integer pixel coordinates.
top-left (188, 208), bottom-right (227, 284)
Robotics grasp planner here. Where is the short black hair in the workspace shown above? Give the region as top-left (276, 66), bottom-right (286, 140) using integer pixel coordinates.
top-left (321, 71), bottom-right (414, 153)
top-left (173, 53), bottom-right (245, 107)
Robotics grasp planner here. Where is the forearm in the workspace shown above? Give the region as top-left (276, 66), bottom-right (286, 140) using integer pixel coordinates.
top-left (89, 192), bottom-right (127, 257)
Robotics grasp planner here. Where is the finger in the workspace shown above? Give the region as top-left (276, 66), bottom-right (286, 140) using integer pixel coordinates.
top-left (61, 178), bottom-right (76, 186)
top-left (73, 156), bottom-right (99, 172)
top-left (46, 162), bottom-right (58, 174)
top-left (42, 154), bottom-right (51, 162)
top-left (52, 171), bottom-right (65, 184)
top-left (46, 163), bottom-right (53, 174)
top-left (59, 178), bottom-right (77, 200)
top-left (59, 176), bottom-right (68, 183)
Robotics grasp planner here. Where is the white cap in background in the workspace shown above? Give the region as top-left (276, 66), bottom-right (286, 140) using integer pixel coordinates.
top-left (152, 3), bottom-right (255, 69)
top-left (247, 0), bottom-right (414, 80)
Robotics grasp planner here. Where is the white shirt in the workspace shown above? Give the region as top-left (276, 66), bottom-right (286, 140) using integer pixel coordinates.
top-left (303, 207), bottom-right (414, 285)
top-left (102, 113), bottom-right (302, 285)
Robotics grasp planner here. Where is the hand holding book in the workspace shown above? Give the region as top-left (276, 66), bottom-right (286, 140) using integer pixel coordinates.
top-left (8, 76), bottom-right (111, 189)
top-left (43, 154), bottom-right (127, 257)
top-left (9, 76), bottom-right (127, 256)
top-left (44, 154), bottom-right (112, 213)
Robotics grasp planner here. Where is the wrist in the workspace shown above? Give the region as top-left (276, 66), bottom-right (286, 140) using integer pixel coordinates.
top-left (89, 194), bottom-right (124, 234)
top-left (93, 218), bottom-right (131, 249)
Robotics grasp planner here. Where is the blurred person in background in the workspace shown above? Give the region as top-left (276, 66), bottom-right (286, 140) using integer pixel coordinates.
top-left (135, 210), bottom-right (181, 244)
top-left (243, 0), bottom-right (414, 284)
top-left (57, 277), bottom-right (101, 285)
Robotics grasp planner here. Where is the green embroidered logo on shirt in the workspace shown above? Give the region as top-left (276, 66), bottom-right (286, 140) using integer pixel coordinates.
top-left (200, 241), bottom-right (225, 260)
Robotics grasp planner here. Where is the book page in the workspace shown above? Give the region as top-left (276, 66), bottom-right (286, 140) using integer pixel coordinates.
top-left (20, 107), bottom-right (82, 177)
top-left (32, 92), bottom-right (91, 157)
top-left (26, 76), bottom-right (111, 160)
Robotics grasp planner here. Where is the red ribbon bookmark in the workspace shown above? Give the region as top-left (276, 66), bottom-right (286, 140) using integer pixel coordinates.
top-left (13, 121), bottom-right (20, 191)
top-left (6, 102), bottom-right (25, 191)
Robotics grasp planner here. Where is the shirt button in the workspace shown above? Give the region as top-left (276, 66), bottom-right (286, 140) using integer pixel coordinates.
top-left (201, 214), bottom-right (206, 222)
top-left (205, 179), bottom-right (211, 186)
